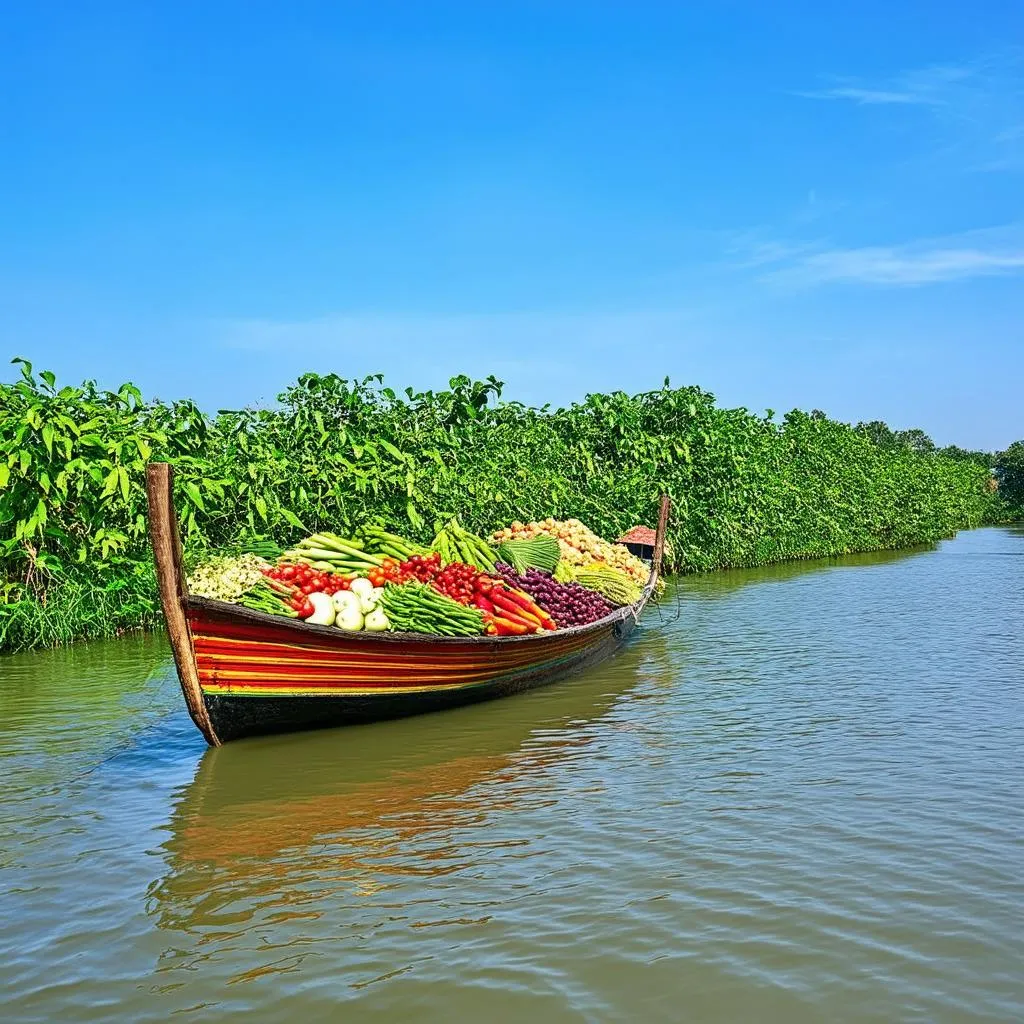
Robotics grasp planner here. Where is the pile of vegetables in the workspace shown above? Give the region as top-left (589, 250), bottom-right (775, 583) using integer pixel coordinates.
top-left (187, 554), bottom-right (270, 601)
top-left (491, 518), bottom-right (650, 584)
top-left (261, 562), bottom-right (365, 619)
top-left (570, 564), bottom-right (642, 606)
top-left (281, 533), bottom-right (383, 574)
top-left (187, 512), bottom-right (659, 637)
top-left (431, 520), bottom-right (499, 572)
top-left (379, 583), bottom-right (483, 636)
top-left (495, 536), bottom-right (560, 575)
top-left (493, 564), bottom-right (614, 628)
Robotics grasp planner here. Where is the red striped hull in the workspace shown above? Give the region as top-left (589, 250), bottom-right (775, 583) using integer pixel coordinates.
top-left (186, 596), bottom-right (641, 741)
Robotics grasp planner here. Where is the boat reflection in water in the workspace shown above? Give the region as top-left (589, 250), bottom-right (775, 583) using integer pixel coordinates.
top-left (150, 628), bottom-right (674, 936)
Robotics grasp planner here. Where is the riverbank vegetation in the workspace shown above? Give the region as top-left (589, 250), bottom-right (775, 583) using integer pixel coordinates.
top-left (1, 358), bottom-right (1017, 652)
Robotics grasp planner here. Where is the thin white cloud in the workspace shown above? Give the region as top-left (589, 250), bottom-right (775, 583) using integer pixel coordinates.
top-left (776, 246), bottom-right (1024, 286)
top-left (799, 52), bottom-right (1024, 170)
top-left (798, 86), bottom-right (936, 106)
top-left (801, 61), bottom-right (986, 107)
top-left (725, 237), bottom-right (822, 268)
top-left (745, 226), bottom-right (1024, 288)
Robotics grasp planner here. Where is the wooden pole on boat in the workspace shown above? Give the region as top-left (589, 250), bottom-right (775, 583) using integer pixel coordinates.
top-left (652, 494), bottom-right (671, 578)
top-left (146, 463), bottom-right (221, 747)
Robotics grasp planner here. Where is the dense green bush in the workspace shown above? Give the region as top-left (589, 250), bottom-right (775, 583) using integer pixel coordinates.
top-left (994, 441), bottom-right (1024, 518)
top-left (0, 359), bottom-right (1012, 651)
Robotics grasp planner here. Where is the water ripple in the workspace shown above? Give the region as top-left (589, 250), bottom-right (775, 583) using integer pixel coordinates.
top-left (1, 529), bottom-right (1022, 1022)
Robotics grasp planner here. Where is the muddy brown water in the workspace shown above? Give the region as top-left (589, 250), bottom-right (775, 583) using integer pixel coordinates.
top-left (1, 527), bottom-right (1022, 1022)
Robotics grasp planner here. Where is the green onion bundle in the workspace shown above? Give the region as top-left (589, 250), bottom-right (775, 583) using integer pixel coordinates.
top-left (359, 525), bottom-right (431, 561)
top-left (281, 532), bottom-right (384, 572)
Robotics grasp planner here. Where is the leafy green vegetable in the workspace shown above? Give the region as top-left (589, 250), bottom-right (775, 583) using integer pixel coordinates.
top-left (496, 537), bottom-right (560, 574)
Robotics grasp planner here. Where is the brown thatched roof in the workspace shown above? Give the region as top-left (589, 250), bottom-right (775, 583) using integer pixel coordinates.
top-left (617, 526), bottom-right (656, 546)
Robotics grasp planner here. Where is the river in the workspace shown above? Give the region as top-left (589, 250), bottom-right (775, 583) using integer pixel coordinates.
top-left (1, 527), bottom-right (1022, 1022)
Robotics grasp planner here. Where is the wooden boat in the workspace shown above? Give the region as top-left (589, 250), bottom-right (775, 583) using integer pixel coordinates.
top-left (146, 463), bottom-right (670, 746)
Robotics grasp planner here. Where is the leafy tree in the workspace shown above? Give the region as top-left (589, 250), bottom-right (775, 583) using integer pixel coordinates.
top-left (0, 358), bottom-right (1004, 650)
top-left (856, 420), bottom-right (896, 447)
top-left (995, 441), bottom-right (1024, 515)
top-left (857, 421), bottom-right (938, 455)
top-left (938, 445), bottom-right (994, 468)
top-left (893, 428), bottom-right (936, 454)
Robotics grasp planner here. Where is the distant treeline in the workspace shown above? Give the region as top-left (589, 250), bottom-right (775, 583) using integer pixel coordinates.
top-left (1, 358), bottom-right (1020, 651)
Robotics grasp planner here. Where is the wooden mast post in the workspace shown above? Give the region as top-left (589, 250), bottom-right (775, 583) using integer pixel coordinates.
top-left (146, 463), bottom-right (221, 747)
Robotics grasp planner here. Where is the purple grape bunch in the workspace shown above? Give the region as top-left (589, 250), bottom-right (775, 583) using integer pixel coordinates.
top-left (493, 564), bottom-right (614, 628)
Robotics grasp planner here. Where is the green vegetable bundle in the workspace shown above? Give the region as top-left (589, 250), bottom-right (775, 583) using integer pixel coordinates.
top-left (239, 579), bottom-right (298, 617)
top-left (431, 519), bottom-right (498, 572)
top-left (571, 564), bottom-right (642, 606)
top-left (496, 537), bottom-right (560, 575)
top-left (234, 537), bottom-right (283, 561)
top-left (281, 533), bottom-right (384, 573)
top-left (380, 582), bottom-right (484, 636)
top-left (359, 525), bottom-right (431, 561)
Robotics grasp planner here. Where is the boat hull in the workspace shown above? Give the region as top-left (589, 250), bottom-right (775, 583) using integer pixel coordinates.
top-left (188, 598), bottom-right (639, 742)
top-left (146, 461), bottom-right (670, 745)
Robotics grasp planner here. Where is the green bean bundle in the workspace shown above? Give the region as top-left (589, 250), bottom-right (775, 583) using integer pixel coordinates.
top-left (380, 582), bottom-right (484, 636)
top-left (238, 579), bottom-right (299, 617)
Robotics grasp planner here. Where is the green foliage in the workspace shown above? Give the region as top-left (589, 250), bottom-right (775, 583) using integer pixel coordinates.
top-left (937, 445), bottom-right (995, 469)
top-left (0, 560), bottom-right (159, 651)
top-left (0, 356), bottom-right (210, 584)
top-left (0, 359), bottom-right (1006, 651)
top-left (994, 441), bottom-right (1024, 517)
top-left (856, 421), bottom-right (939, 454)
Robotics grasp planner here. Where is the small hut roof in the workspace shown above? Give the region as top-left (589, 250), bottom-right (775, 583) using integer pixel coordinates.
top-left (617, 526), bottom-right (656, 546)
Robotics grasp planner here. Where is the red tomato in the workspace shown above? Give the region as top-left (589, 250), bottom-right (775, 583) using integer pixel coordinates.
top-left (281, 567), bottom-right (296, 580)
top-left (300, 582), bottom-right (317, 595)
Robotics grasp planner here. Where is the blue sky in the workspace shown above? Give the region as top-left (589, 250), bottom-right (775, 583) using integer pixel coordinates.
top-left (2, 2), bottom-right (1022, 450)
